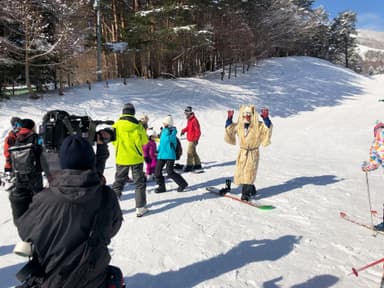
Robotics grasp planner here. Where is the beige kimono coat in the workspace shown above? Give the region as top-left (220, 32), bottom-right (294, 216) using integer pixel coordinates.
top-left (224, 105), bottom-right (272, 185)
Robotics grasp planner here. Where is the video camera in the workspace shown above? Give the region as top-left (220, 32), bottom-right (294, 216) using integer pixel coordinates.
top-left (69, 116), bottom-right (116, 144)
top-left (41, 110), bottom-right (115, 151)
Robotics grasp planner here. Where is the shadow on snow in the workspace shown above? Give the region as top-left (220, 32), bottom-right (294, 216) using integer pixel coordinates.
top-left (125, 236), bottom-right (311, 287)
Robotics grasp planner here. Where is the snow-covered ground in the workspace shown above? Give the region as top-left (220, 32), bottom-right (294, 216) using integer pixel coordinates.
top-left (0, 56), bottom-right (383, 287)
top-left (357, 44), bottom-right (384, 60)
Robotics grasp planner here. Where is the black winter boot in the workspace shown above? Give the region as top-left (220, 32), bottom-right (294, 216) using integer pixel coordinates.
top-left (155, 185), bottom-right (166, 193)
top-left (241, 185), bottom-right (250, 201)
top-left (183, 165), bottom-right (194, 172)
top-left (250, 185), bottom-right (257, 197)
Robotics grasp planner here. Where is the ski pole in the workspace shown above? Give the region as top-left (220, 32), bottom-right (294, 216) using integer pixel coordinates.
top-left (381, 264), bottom-right (384, 288)
top-left (351, 257), bottom-right (384, 276)
top-left (365, 171), bottom-right (375, 229)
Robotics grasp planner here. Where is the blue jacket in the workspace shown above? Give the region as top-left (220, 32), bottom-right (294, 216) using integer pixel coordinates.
top-left (157, 127), bottom-right (177, 160)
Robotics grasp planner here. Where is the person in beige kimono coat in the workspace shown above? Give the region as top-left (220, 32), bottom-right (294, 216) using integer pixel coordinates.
top-left (224, 105), bottom-right (272, 201)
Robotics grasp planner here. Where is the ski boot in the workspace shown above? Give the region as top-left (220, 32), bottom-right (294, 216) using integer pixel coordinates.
top-left (219, 179), bottom-right (231, 195)
top-left (374, 222), bottom-right (384, 231)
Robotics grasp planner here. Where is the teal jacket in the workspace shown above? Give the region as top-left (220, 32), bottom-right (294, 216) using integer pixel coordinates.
top-left (157, 127), bottom-right (177, 160)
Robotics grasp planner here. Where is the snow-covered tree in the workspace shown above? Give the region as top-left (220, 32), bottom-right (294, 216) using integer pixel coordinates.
top-left (329, 11), bottom-right (358, 68)
top-left (1, 0), bottom-right (51, 97)
top-left (0, 0), bottom-right (91, 97)
top-left (46, 0), bottom-right (91, 95)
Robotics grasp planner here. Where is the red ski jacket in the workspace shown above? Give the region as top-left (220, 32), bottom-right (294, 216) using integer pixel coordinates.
top-left (181, 113), bottom-right (201, 142)
top-left (3, 130), bottom-right (18, 171)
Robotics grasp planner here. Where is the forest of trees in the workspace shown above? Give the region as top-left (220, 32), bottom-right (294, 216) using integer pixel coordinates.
top-left (0, 0), bottom-right (359, 98)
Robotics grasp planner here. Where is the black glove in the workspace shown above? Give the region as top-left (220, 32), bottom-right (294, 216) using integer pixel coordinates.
top-left (144, 157), bottom-right (151, 164)
top-left (194, 141), bottom-right (198, 145)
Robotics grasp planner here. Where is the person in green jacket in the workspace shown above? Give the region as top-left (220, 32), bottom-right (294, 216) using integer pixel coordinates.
top-left (111, 103), bottom-right (149, 217)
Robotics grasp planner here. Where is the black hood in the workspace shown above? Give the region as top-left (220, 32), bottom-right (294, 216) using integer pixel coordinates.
top-left (49, 169), bottom-right (101, 204)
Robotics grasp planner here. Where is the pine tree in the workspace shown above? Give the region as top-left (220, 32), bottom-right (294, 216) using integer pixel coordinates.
top-left (329, 11), bottom-right (358, 69)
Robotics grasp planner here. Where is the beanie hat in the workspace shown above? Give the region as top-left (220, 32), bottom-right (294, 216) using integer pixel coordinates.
top-left (163, 115), bottom-right (174, 126)
top-left (10, 117), bottom-right (22, 128)
top-left (184, 106), bottom-right (193, 113)
top-left (122, 103), bottom-right (135, 115)
top-left (21, 119), bottom-right (36, 130)
top-left (59, 135), bottom-right (95, 170)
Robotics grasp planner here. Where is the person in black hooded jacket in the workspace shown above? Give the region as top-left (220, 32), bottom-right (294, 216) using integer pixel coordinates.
top-left (15, 135), bottom-right (123, 288)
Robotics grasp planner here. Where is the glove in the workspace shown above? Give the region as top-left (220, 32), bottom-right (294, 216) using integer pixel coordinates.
top-left (5, 171), bottom-right (12, 181)
top-left (361, 161), bottom-right (376, 172)
top-left (261, 108), bottom-right (269, 119)
top-left (180, 131), bottom-right (185, 136)
top-left (227, 110), bottom-right (234, 119)
top-left (144, 157), bottom-right (151, 164)
top-left (194, 141), bottom-right (198, 145)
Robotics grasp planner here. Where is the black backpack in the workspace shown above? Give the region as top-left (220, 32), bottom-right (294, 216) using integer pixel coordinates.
top-left (9, 134), bottom-right (41, 174)
top-left (173, 137), bottom-right (183, 160)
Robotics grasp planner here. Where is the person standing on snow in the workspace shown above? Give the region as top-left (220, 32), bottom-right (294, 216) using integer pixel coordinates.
top-left (361, 122), bottom-right (384, 230)
top-left (9, 119), bottom-right (43, 222)
top-left (111, 103), bottom-right (149, 217)
top-left (2, 117), bottom-right (22, 188)
top-left (180, 106), bottom-right (202, 172)
top-left (154, 115), bottom-right (188, 193)
top-left (362, 122), bottom-right (384, 173)
top-left (143, 129), bottom-right (158, 181)
top-left (3, 117), bottom-right (22, 173)
top-left (15, 135), bottom-right (123, 288)
top-left (224, 105), bottom-right (272, 201)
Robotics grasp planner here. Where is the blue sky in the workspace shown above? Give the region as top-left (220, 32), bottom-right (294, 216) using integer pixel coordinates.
top-left (313, 0), bottom-right (384, 31)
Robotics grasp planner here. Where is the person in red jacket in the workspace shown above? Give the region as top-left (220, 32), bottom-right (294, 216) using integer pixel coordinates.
top-left (2, 117), bottom-right (22, 188)
top-left (181, 106), bottom-right (202, 172)
top-left (3, 117), bottom-right (22, 173)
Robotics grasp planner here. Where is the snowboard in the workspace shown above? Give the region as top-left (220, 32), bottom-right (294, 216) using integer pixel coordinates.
top-left (206, 186), bottom-right (274, 210)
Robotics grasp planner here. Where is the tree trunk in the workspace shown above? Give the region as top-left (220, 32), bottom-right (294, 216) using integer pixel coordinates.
top-left (25, 51), bottom-right (35, 98)
top-left (58, 67), bottom-right (64, 95)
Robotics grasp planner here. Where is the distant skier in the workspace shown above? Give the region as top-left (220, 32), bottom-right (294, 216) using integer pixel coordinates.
top-left (362, 122), bottom-right (384, 172)
top-left (361, 121), bottom-right (384, 230)
top-left (224, 105), bottom-right (272, 201)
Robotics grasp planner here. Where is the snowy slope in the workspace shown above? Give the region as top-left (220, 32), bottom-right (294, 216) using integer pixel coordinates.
top-left (358, 29), bottom-right (384, 50)
top-left (0, 56), bottom-right (383, 288)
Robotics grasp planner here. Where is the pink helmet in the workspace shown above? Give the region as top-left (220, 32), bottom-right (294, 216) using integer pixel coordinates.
top-left (373, 122), bottom-right (384, 137)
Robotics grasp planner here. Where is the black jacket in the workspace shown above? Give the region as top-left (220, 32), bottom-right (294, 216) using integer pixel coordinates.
top-left (16, 169), bottom-right (122, 287)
